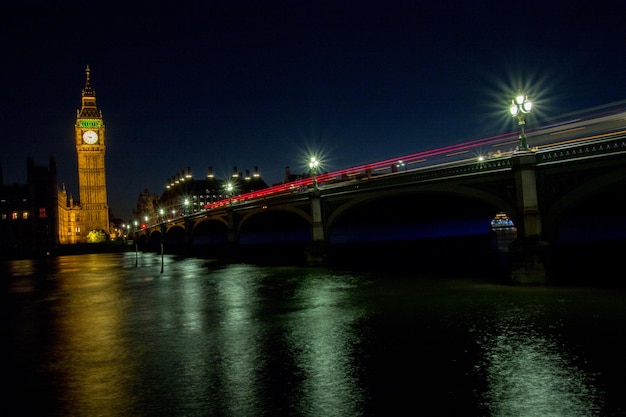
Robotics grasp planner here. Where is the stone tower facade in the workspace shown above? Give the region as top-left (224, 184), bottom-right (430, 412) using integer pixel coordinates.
top-left (74, 65), bottom-right (109, 239)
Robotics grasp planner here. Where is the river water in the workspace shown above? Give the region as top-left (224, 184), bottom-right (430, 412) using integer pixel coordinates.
top-left (2, 252), bottom-right (625, 416)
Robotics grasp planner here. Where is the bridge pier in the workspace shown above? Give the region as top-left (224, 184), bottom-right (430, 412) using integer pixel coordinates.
top-left (306, 189), bottom-right (327, 266)
top-left (183, 217), bottom-right (192, 257)
top-left (509, 236), bottom-right (551, 284)
top-left (511, 151), bottom-right (549, 284)
top-left (225, 207), bottom-right (241, 259)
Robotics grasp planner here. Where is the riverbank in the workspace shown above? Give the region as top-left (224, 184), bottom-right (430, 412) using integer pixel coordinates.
top-left (0, 240), bottom-right (134, 260)
top-left (3, 237), bottom-right (624, 287)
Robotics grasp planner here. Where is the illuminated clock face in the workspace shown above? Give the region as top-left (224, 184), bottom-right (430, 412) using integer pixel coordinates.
top-left (83, 130), bottom-right (98, 144)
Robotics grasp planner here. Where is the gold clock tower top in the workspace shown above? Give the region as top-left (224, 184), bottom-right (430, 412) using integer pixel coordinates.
top-left (78, 65), bottom-right (102, 119)
top-left (75, 65), bottom-right (105, 147)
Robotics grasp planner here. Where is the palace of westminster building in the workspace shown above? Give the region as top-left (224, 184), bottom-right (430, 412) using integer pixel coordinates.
top-left (0, 67), bottom-right (268, 257)
top-left (1, 66), bottom-right (110, 256)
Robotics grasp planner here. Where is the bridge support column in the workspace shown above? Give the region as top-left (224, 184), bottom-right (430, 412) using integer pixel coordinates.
top-left (226, 207), bottom-right (239, 259)
top-left (305, 189), bottom-right (326, 265)
top-left (183, 217), bottom-right (192, 257)
top-left (510, 151), bottom-right (549, 284)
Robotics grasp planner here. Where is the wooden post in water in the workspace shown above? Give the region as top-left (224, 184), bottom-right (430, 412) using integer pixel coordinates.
top-left (160, 242), bottom-right (164, 273)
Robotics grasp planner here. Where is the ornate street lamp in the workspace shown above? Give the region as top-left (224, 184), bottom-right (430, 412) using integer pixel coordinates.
top-left (309, 156), bottom-right (320, 189)
top-left (510, 94), bottom-right (533, 151)
top-left (226, 182), bottom-right (234, 204)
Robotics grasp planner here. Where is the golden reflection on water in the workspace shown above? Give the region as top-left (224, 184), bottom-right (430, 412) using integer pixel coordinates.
top-left (7, 258), bottom-right (38, 277)
top-left (49, 254), bottom-right (135, 417)
top-left (6, 259), bottom-right (39, 293)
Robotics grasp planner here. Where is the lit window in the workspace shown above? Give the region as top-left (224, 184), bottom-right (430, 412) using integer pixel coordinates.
top-left (12, 212), bottom-right (18, 220)
top-left (22, 211), bottom-right (29, 219)
top-left (39, 208), bottom-right (47, 218)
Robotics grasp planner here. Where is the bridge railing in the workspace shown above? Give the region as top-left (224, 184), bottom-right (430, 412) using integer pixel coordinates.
top-left (202, 106), bottom-right (626, 212)
top-left (203, 131), bottom-right (521, 210)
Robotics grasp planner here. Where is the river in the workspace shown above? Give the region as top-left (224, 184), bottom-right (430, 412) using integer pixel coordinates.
top-left (2, 252), bottom-right (625, 416)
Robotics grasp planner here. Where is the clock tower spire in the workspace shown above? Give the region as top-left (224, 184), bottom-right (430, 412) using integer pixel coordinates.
top-left (75, 65), bottom-right (109, 240)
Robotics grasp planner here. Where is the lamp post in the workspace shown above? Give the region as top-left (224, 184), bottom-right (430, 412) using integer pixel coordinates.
top-left (309, 156), bottom-right (319, 189)
top-left (510, 94), bottom-right (533, 151)
top-left (226, 182), bottom-right (234, 204)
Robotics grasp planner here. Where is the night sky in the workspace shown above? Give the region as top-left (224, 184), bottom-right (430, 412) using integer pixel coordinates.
top-left (2, 1), bottom-right (626, 218)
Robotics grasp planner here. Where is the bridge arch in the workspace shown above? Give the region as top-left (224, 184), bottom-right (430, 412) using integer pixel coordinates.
top-left (325, 184), bottom-right (516, 243)
top-left (543, 169), bottom-right (626, 243)
top-left (142, 229), bottom-right (161, 252)
top-left (238, 206), bottom-right (312, 245)
top-left (323, 184), bottom-right (514, 271)
top-left (190, 217), bottom-right (229, 245)
top-left (164, 225), bottom-right (186, 252)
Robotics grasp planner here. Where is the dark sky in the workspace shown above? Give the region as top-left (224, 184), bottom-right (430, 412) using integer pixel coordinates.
top-left (2, 1), bottom-right (626, 218)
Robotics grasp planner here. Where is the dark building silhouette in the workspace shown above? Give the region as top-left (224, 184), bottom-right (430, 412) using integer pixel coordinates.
top-left (0, 157), bottom-right (59, 258)
top-left (135, 166), bottom-right (269, 225)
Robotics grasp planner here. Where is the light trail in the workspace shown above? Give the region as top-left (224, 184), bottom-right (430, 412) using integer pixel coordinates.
top-left (205, 107), bottom-right (626, 210)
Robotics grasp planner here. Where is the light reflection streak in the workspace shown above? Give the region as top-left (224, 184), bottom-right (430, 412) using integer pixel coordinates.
top-left (52, 254), bottom-right (134, 417)
top-left (5, 259), bottom-right (38, 293)
top-left (214, 264), bottom-right (263, 415)
top-left (158, 258), bottom-right (213, 414)
top-left (286, 273), bottom-right (366, 415)
top-left (475, 308), bottom-right (600, 416)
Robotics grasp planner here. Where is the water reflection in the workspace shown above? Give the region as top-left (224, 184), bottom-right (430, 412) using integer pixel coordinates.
top-left (284, 271), bottom-right (366, 415)
top-left (213, 264), bottom-right (264, 414)
top-left (208, 265), bottom-right (367, 415)
top-left (127, 256), bottom-right (219, 416)
top-left (475, 305), bottom-right (601, 416)
top-left (45, 254), bottom-right (134, 417)
top-left (3, 253), bottom-right (625, 416)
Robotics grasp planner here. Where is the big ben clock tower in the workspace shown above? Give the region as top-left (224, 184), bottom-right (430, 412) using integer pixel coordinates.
top-left (75, 65), bottom-right (109, 239)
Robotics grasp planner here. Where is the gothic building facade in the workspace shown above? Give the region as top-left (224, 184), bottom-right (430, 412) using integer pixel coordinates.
top-left (58, 66), bottom-right (110, 244)
top-left (1, 66), bottom-right (111, 255)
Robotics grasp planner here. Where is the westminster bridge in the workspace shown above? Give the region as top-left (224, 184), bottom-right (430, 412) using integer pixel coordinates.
top-left (134, 107), bottom-right (626, 283)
